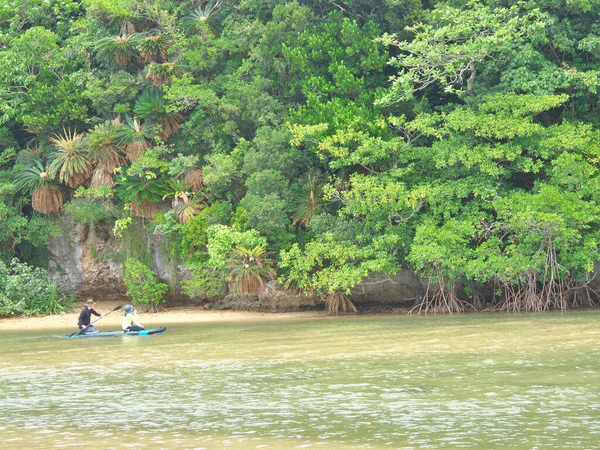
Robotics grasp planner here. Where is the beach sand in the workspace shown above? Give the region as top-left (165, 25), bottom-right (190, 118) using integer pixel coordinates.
top-left (0, 300), bottom-right (330, 331)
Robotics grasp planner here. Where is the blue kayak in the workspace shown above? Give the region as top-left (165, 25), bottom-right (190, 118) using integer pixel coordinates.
top-left (65, 327), bottom-right (166, 338)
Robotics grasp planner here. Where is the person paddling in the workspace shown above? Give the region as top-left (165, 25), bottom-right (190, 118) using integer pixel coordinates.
top-left (78, 299), bottom-right (101, 334)
top-left (122, 304), bottom-right (144, 332)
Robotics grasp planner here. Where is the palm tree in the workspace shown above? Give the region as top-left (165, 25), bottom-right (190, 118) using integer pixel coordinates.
top-left (145, 61), bottom-right (183, 87)
top-left (14, 161), bottom-right (63, 214)
top-left (133, 89), bottom-right (183, 139)
top-left (228, 245), bottom-right (275, 294)
top-left (115, 170), bottom-right (170, 218)
top-left (181, 1), bottom-right (222, 36)
top-left (174, 192), bottom-right (204, 224)
top-left (164, 180), bottom-right (204, 223)
top-left (291, 174), bottom-right (327, 227)
top-left (115, 116), bottom-right (155, 162)
top-left (95, 33), bottom-right (144, 65)
top-left (138, 31), bottom-right (171, 62)
top-left (48, 129), bottom-right (92, 188)
top-left (86, 121), bottom-right (127, 187)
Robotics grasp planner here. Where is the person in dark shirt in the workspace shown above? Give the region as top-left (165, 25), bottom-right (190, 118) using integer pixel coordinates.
top-left (78, 299), bottom-right (101, 334)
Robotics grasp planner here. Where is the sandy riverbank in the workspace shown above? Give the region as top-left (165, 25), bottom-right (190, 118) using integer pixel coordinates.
top-left (0, 300), bottom-right (331, 331)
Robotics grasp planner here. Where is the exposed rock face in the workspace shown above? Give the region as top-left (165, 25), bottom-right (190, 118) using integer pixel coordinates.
top-left (47, 216), bottom-right (125, 300)
top-left (208, 287), bottom-right (318, 312)
top-left (349, 271), bottom-right (426, 307)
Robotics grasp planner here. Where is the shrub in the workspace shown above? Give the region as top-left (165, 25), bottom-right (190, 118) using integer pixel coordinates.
top-left (0, 259), bottom-right (73, 316)
top-left (123, 258), bottom-right (168, 311)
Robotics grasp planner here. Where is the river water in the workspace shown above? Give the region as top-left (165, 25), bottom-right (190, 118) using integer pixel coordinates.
top-left (1, 312), bottom-right (599, 449)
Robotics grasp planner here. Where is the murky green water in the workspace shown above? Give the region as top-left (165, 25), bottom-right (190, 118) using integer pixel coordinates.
top-left (1, 312), bottom-right (599, 449)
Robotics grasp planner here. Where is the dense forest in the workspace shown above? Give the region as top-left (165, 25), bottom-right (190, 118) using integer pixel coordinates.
top-left (0, 0), bottom-right (598, 315)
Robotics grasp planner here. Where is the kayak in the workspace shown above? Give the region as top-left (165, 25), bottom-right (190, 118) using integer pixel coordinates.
top-left (65, 327), bottom-right (166, 338)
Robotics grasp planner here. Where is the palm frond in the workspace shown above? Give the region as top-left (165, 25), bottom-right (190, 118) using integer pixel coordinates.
top-left (14, 161), bottom-right (63, 214)
top-left (138, 31), bottom-right (171, 62)
top-left (48, 128), bottom-right (92, 188)
top-left (90, 167), bottom-right (116, 188)
top-left (115, 116), bottom-right (155, 162)
top-left (133, 89), bottom-right (182, 139)
top-left (87, 121), bottom-right (127, 174)
top-left (174, 194), bottom-right (204, 224)
top-left (145, 61), bottom-right (183, 87)
top-left (32, 185), bottom-right (63, 214)
top-left (181, 1), bottom-right (222, 36)
top-left (227, 245), bottom-right (275, 294)
top-left (291, 174), bottom-right (327, 227)
top-left (115, 171), bottom-right (170, 218)
top-left (95, 33), bottom-right (144, 65)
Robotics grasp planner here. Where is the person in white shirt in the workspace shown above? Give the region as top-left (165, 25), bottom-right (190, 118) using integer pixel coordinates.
top-left (122, 304), bottom-right (144, 331)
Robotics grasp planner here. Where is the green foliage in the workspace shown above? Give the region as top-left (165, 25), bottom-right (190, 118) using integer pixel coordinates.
top-left (0, 0), bottom-right (81, 36)
top-left (83, 72), bottom-right (139, 117)
top-left (228, 245), bottom-right (275, 294)
top-left (279, 232), bottom-right (398, 296)
top-left (202, 153), bottom-right (241, 198)
top-left (64, 197), bottom-right (121, 226)
top-left (379, 2), bottom-right (550, 101)
top-left (0, 0), bottom-right (599, 314)
top-left (180, 224), bottom-right (267, 298)
top-left (48, 129), bottom-right (92, 188)
top-left (181, 1), bottom-right (223, 37)
top-left (123, 258), bottom-right (168, 311)
top-left (282, 11), bottom-right (387, 100)
top-left (116, 116), bottom-right (155, 162)
top-left (95, 33), bottom-right (144, 66)
top-left (115, 165), bottom-right (169, 218)
top-left (0, 259), bottom-right (73, 316)
top-left (133, 88), bottom-right (183, 139)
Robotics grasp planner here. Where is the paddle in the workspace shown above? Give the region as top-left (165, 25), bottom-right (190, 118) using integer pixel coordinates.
top-left (68, 304), bottom-right (122, 338)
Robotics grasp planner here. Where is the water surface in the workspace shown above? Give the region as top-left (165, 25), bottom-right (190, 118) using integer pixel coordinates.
top-left (1, 312), bottom-right (599, 449)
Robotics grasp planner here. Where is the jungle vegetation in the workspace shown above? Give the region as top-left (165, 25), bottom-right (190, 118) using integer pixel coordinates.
top-left (0, 0), bottom-right (599, 314)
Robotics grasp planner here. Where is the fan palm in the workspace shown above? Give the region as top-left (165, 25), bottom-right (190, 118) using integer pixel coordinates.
top-left (133, 89), bottom-right (183, 139)
top-left (87, 121), bottom-right (127, 187)
top-left (48, 129), bottom-right (92, 188)
top-left (115, 116), bottom-right (155, 162)
top-left (138, 32), bottom-right (171, 62)
top-left (145, 61), bottom-right (183, 88)
top-left (164, 180), bottom-right (204, 224)
top-left (228, 245), bottom-right (275, 294)
top-left (291, 174), bottom-right (327, 227)
top-left (174, 193), bottom-right (204, 224)
top-left (115, 171), bottom-right (170, 218)
top-left (181, 1), bottom-right (222, 36)
top-left (95, 33), bottom-right (144, 65)
top-left (14, 161), bottom-right (63, 214)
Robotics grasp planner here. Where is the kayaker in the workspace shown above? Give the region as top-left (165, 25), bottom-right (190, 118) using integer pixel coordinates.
top-left (122, 304), bottom-right (145, 332)
top-left (78, 299), bottom-right (101, 334)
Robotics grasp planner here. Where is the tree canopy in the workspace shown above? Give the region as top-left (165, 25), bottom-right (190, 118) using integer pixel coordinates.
top-left (0, 0), bottom-right (598, 313)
